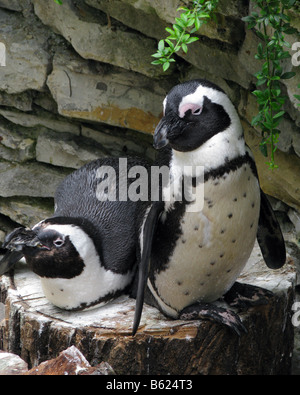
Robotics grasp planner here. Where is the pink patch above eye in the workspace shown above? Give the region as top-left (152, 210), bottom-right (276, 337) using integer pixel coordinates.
top-left (179, 103), bottom-right (202, 118)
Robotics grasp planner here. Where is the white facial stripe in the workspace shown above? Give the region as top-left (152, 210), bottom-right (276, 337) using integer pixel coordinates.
top-left (32, 220), bottom-right (45, 230)
top-left (45, 224), bottom-right (92, 258)
top-left (179, 103), bottom-right (203, 118)
top-left (178, 85), bottom-right (239, 125)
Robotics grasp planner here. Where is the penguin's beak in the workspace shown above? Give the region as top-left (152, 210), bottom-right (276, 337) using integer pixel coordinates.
top-left (3, 227), bottom-right (41, 251)
top-left (153, 111), bottom-right (187, 150)
top-left (0, 227), bottom-right (42, 275)
top-left (153, 117), bottom-right (169, 149)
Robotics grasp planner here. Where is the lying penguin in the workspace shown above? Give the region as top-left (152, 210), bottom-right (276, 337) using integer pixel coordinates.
top-left (132, 79), bottom-right (286, 336)
top-left (0, 157), bottom-right (150, 311)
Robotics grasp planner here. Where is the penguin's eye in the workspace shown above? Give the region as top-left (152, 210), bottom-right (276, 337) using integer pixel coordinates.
top-left (53, 238), bottom-right (64, 248)
top-left (192, 107), bottom-right (202, 116)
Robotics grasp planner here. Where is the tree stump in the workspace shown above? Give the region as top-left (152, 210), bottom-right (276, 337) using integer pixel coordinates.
top-left (0, 245), bottom-right (296, 375)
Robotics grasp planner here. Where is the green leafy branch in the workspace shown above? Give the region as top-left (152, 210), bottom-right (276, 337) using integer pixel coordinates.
top-left (242, 0), bottom-right (298, 169)
top-left (151, 0), bottom-right (219, 72)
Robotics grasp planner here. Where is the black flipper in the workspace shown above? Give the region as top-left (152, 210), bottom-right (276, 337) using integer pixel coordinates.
top-left (257, 190), bottom-right (286, 269)
top-left (132, 201), bottom-right (164, 336)
top-left (179, 302), bottom-right (247, 336)
top-left (0, 250), bottom-right (24, 276)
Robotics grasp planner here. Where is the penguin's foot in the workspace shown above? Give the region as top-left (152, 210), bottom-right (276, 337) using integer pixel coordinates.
top-left (179, 303), bottom-right (247, 336)
top-left (223, 281), bottom-right (274, 310)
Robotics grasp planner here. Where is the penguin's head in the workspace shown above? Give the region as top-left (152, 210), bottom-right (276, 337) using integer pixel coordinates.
top-left (154, 79), bottom-right (242, 153)
top-left (1, 217), bottom-right (97, 279)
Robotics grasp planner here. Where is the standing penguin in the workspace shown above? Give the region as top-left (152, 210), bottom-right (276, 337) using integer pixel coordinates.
top-left (0, 157), bottom-right (150, 311)
top-left (133, 79), bottom-right (286, 335)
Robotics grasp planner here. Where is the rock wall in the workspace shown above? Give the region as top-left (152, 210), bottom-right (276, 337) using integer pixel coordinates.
top-left (0, 0), bottom-right (299, 240)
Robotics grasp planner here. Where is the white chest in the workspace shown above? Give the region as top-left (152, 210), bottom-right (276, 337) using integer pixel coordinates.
top-left (151, 161), bottom-right (260, 317)
top-left (40, 257), bottom-right (134, 311)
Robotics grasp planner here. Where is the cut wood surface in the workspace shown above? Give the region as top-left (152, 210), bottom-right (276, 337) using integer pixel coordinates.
top-left (0, 244), bottom-right (296, 375)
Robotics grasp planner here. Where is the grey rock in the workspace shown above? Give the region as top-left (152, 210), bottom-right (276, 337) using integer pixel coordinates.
top-left (0, 0), bottom-right (22, 11)
top-left (0, 161), bottom-right (70, 198)
top-left (0, 197), bottom-right (53, 228)
top-left (0, 91), bottom-right (33, 112)
top-left (33, 0), bottom-right (162, 78)
top-left (288, 209), bottom-right (300, 235)
top-left (293, 128), bottom-right (300, 157)
top-left (0, 352), bottom-right (28, 375)
top-left (0, 145), bottom-right (35, 164)
top-left (277, 32), bottom-right (300, 114)
top-left (0, 0), bottom-right (32, 15)
top-left (277, 117), bottom-right (300, 154)
top-left (85, 0), bottom-right (167, 41)
top-left (0, 10), bottom-right (50, 94)
top-left (36, 129), bottom-right (109, 169)
top-left (238, 89), bottom-right (300, 154)
top-left (0, 124), bottom-right (36, 163)
top-left (238, 29), bottom-right (263, 78)
top-left (282, 68), bottom-right (300, 113)
top-left (34, 92), bottom-right (60, 114)
top-left (0, 109), bottom-right (81, 135)
top-left (0, 230), bottom-right (5, 245)
top-left (82, 126), bottom-right (144, 156)
top-left (182, 39), bottom-right (254, 89)
top-left (47, 49), bottom-right (166, 133)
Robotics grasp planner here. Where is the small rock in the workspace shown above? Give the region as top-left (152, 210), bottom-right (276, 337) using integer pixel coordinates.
top-left (288, 209), bottom-right (300, 235)
top-left (25, 346), bottom-right (90, 375)
top-left (0, 351), bottom-right (28, 375)
top-left (24, 346), bottom-right (115, 375)
top-left (78, 362), bottom-right (116, 376)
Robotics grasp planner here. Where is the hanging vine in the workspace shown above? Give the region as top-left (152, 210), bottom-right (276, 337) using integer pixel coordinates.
top-left (242, 0), bottom-right (298, 169)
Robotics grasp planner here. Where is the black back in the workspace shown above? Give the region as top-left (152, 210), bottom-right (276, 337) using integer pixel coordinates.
top-left (54, 157), bottom-right (151, 274)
